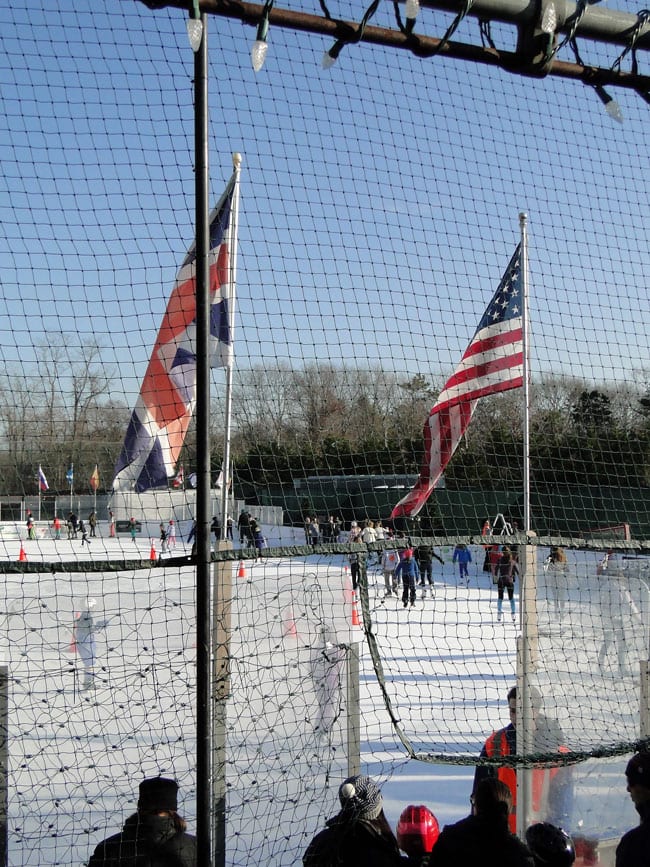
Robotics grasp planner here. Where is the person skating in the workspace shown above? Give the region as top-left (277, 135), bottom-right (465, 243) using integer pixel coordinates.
top-left (452, 544), bottom-right (472, 585)
top-left (415, 544), bottom-right (444, 597)
top-left (394, 549), bottom-right (421, 608)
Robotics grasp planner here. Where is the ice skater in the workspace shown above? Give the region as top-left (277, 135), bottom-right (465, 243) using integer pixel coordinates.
top-left (159, 522), bottom-right (168, 554)
top-left (310, 627), bottom-right (345, 735)
top-left (495, 546), bottom-right (518, 622)
top-left (380, 547), bottom-right (400, 597)
top-left (394, 548), bottom-right (420, 608)
top-left (72, 598), bottom-right (108, 691)
top-left (453, 544), bottom-right (472, 585)
top-left (543, 546), bottom-right (568, 619)
top-left (79, 519), bottom-right (90, 546)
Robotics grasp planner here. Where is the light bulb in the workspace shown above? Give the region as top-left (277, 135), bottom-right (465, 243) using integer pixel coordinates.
top-left (594, 85), bottom-right (623, 123)
top-left (405, 0), bottom-right (420, 22)
top-left (322, 41), bottom-right (343, 69)
top-left (540, 1), bottom-right (556, 34)
top-left (251, 39), bottom-right (268, 72)
top-left (605, 99), bottom-right (623, 123)
top-left (186, 18), bottom-right (203, 52)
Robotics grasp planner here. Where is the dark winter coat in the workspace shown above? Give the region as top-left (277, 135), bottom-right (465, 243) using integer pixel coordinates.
top-left (428, 812), bottom-right (534, 867)
top-left (87, 812), bottom-right (197, 867)
top-left (415, 546), bottom-right (444, 567)
top-left (616, 801), bottom-right (650, 867)
top-left (303, 812), bottom-right (404, 867)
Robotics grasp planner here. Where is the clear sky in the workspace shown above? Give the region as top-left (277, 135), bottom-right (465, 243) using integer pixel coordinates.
top-left (0, 0), bottom-right (648, 406)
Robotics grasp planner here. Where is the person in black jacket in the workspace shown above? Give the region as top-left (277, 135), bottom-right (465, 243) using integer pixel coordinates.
top-left (616, 752), bottom-right (650, 867)
top-left (428, 779), bottom-right (534, 867)
top-left (88, 777), bottom-right (196, 867)
top-left (303, 774), bottom-right (403, 867)
top-left (414, 544), bottom-right (444, 598)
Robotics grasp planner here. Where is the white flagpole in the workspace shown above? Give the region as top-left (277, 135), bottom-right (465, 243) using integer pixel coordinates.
top-left (519, 211), bottom-right (531, 534)
top-left (220, 153), bottom-right (242, 539)
top-left (518, 211), bottom-right (538, 839)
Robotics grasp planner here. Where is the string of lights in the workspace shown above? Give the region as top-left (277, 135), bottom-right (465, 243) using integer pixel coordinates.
top-left (141, 0), bottom-right (650, 112)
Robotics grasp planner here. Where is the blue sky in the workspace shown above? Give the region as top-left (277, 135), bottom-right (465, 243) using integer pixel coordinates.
top-left (0, 0), bottom-right (648, 404)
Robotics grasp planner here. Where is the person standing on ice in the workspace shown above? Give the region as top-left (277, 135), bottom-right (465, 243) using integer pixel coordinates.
top-left (495, 546), bottom-right (518, 622)
top-left (452, 544), bottom-right (472, 585)
top-left (415, 543), bottom-right (444, 597)
top-left (310, 627), bottom-right (345, 735)
top-left (473, 686), bottom-right (573, 834)
top-left (167, 519), bottom-right (176, 548)
top-left (72, 598), bottom-right (105, 690)
top-left (394, 548), bottom-right (420, 608)
top-left (380, 547), bottom-right (400, 597)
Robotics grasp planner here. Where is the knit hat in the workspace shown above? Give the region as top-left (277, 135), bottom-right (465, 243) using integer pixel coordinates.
top-left (338, 775), bottom-right (383, 820)
top-left (137, 777), bottom-right (178, 812)
top-left (625, 753), bottom-right (650, 788)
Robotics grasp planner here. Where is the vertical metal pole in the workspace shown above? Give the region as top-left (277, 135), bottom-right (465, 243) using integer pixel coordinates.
top-left (347, 556), bottom-right (365, 777)
top-left (519, 212), bottom-right (531, 535)
top-left (347, 646), bottom-right (360, 777)
top-left (0, 666), bottom-right (6, 866)
top-left (194, 13), bottom-right (213, 867)
top-left (213, 543), bottom-right (233, 867)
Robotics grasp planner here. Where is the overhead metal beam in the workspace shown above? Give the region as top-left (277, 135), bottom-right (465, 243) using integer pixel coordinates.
top-left (139, 0), bottom-right (650, 90)
top-left (419, 0), bottom-right (650, 50)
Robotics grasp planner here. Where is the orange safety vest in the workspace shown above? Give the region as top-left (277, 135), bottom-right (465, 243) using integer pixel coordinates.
top-left (484, 729), bottom-right (566, 834)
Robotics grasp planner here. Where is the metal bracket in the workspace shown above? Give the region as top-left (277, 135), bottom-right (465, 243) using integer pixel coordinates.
top-left (515, 0), bottom-right (558, 76)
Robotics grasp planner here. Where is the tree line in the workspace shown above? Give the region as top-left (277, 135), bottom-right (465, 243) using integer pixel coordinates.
top-left (1, 345), bottom-right (648, 498)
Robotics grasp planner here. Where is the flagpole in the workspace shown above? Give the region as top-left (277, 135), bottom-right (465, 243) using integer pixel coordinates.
top-left (219, 153), bottom-right (242, 541)
top-left (519, 211), bottom-right (531, 534)
top-left (518, 210), bottom-right (537, 840)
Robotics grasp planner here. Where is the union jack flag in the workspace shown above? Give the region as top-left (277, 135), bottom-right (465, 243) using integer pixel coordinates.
top-left (112, 171), bottom-right (238, 493)
top-left (391, 245), bottom-right (524, 519)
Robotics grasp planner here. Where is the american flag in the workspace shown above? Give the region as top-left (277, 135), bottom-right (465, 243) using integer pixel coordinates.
top-left (112, 170), bottom-right (238, 493)
top-left (391, 245), bottom-right (524, 519)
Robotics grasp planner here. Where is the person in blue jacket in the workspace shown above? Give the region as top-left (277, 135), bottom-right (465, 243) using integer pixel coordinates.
top-left (452, 544), bottom-right (473, 585)
top-left (394, 549), bottom-right (421, 609)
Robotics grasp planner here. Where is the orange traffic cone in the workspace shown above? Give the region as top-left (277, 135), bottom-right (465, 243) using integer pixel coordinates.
top-left (237, 560), bottom-right (246, 578)
top-left (18, 544), bottom-right (27, 562)
top-left (149, 540), bottom-right (157, 562)
top-left (351, 597), bottom-right (361, 627)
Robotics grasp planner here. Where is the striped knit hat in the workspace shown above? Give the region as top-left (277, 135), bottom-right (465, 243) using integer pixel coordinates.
top-left (338, 775), bottom-right (383, 820)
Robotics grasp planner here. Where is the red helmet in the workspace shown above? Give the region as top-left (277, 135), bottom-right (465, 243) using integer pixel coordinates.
top-left (397, 804), bottom-right (440, 856)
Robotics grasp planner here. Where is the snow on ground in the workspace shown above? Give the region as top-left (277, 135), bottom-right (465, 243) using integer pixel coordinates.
top-left (0, 524), bottom-right (643, 865)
